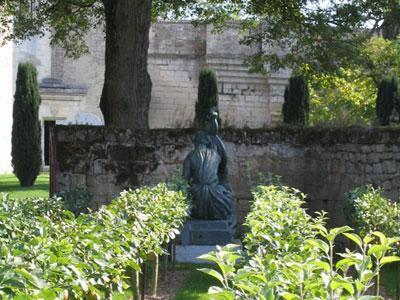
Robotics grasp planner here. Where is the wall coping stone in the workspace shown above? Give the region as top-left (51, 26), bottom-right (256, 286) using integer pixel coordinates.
top-left (56, 125), bottom-right (400, 146)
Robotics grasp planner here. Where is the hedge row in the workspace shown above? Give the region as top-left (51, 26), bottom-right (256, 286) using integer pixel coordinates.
top-left (0, 183), bottom-right (189, 299)
top-left (201, 185), bottom-right (400, 299)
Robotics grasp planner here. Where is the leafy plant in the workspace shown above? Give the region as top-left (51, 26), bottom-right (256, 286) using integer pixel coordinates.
top-left (11, 63), bottom-right (42, 187)
top-left (0, 183), bottom-right (189, 299)
top-left (344, 185), bottom-right (400, 239)
top-left (283, 75), bottom-right (309, 126)
top-left (194, 68), bottom-right (220, 128)
top-left (200, 185), bottom-right (400, 299)
top-left (308, 67), bottom-right (377, 126)
top-left (58, 187), bottom-right (93, 215)
top-left (244, 185), bottom-right (325, 255)
top-left (344, 185), bottom-right (400, 298)
top-left (360, 37), bottom-right (400, 85)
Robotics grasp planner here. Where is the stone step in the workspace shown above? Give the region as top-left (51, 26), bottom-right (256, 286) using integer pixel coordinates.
top-left (174, 242), bottom-right (243, 264)
top-left (175, 245), bottom-right (219, 264)
top-left (209, 65), bottom-right (258, 76)
top-left (208, 62), bottom-right (251, 72)
top-left (216, 76), bottom-right (268, 85)
top-left (213, 69), bottom-right (266, 80)
top-left (205, 57), bottom-right (248, 66)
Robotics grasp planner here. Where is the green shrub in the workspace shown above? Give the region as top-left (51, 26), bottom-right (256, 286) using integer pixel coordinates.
top-left (194, 68), bottom-right (220, 128)
top-left (344, 185), bottom-right (400, 246)
top-left (0, 183), bottom-right (189, 299)
top-left (11, 63), bottom-right (42, 187)
top-left (308, 67), bottom-right (376, 126)
top-left (200, 185), bottom-right (400, 299)
top-left (244, 185), bottom-right (324, 255)
top-left (283, 75), bottom-right (309, 126)
top-left (58, 187), bottom-right (93, 216)
top-left (376, 76), bottom-right (398, 125)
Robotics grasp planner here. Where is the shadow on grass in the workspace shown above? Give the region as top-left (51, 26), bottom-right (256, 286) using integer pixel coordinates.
top-left (173, 266), bottom-right (220, 300)
top-left (0, 184), bottom-right (49, 192)
top-left (0, 174), bottom-right (49, 198)
top-left (381, 263), bottom-right (400, 299)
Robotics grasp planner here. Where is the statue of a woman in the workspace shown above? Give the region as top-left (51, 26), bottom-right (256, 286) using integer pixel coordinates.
top-left (183, 108), bottom-right (236, 230)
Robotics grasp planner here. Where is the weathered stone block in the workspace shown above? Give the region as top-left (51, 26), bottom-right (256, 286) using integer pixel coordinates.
top-left (181, 220), bottom-right (234, 246)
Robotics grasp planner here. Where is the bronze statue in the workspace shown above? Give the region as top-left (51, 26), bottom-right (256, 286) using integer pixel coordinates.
top-left (183, 108), bottom-right (236, 230)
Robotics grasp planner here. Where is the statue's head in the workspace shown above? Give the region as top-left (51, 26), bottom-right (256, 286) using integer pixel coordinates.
top-left (208, 107), bottom-right (219, 120)
top-left (193, 131), bottom-right (211, 148)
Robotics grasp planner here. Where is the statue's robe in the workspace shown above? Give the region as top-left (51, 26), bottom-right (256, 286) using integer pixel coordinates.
top-left (183, 146), bottom-right (234, 222)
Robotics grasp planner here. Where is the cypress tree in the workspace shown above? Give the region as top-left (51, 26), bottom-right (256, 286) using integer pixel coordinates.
top-left (282, 75), bottom-right (309, 126)
top-left (11, 63), bottom-right (42, 187)
top-left (376, 76), bottom-right (398, 125)
top-left (194, 68), bottom-right (220, 128)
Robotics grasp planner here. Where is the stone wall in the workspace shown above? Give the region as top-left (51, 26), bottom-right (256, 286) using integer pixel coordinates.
top-left (56, 126), bottom-right (400, 228)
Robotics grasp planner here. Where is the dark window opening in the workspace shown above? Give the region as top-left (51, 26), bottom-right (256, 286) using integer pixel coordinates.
top-left (44, 120), bottom-right (56, 166)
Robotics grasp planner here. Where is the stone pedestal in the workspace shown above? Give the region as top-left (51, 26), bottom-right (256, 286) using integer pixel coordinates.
top-left (175, 220), bottom-right (236, 263)
top-left (181, 220), bottom-right (234, 246)
top-left (175, 245), bottom-right (219, 263)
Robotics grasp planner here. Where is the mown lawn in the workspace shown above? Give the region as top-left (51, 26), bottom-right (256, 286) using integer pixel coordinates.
top-left (381, 263), bottom-right (400, 299)
top-left (0, 173), bottom-right (49, 198)
top-left (172, 267), bottom-right (218, 300)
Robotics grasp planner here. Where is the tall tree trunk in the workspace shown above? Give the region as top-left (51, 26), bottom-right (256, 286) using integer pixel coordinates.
top-left (100, 0), bottom-right (152, 129)
top-left (382, 0), bottom-right (400, 40)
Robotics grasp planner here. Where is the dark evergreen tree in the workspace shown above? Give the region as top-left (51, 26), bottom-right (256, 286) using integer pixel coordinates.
top-left (394, 77), bottom-right (400, 121)
top-left (11, 63), bottom-right (42, 187)
top-left (194, 68), bottom-right (220, 128)
top-left (376, 76), bottom-right (398, 125)
top-left (282, 75), bottom-right (309, 126)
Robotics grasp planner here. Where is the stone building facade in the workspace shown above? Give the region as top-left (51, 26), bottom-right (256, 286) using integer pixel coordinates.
top-left (0, 21), bottom-right (289, 173)
top-left (0, 31), bottom-right (52, 173)
top-left (56, 21), bottom-right (289, 128)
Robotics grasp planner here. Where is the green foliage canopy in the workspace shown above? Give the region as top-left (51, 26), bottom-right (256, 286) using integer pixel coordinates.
top-left (361, 37), bottom-right (400, 85)
top-left (1, 0), bottom-right (398, 72)
top-left (309, 67), bottom-right (377, 126)
top-left (190, 0), bottom-right (400, 75)
top-left (0, 0), bottom-right (198, 57)
top-left (307, 36), bottom-right (400, 126)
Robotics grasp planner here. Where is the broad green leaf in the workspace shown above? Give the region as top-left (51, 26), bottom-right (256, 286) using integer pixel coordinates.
top-left (372, 232), bottom-right (387, 246)
top-left (343, 233), bottom-right (363, 250)
top-left (380, 256), bottom-right (400, 266)
top-left (198, 253), bottom-right (219, 263)
top-left (331, 277), bottom-right (354, 295)
top-left (208, 286), bottom-right (234, 300)
top-left (199, 268), bottom-right (225, 284)
top-left (363, 236), bottom-right (374, 245)
top-left (307, 239), bottom-right (329, 254)
top-left (367, 245), bottom-right (390, 259)
top-left (281, 292), bottom-right (301, 300)
top-left (314, 260), bottom-right (331, 272)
